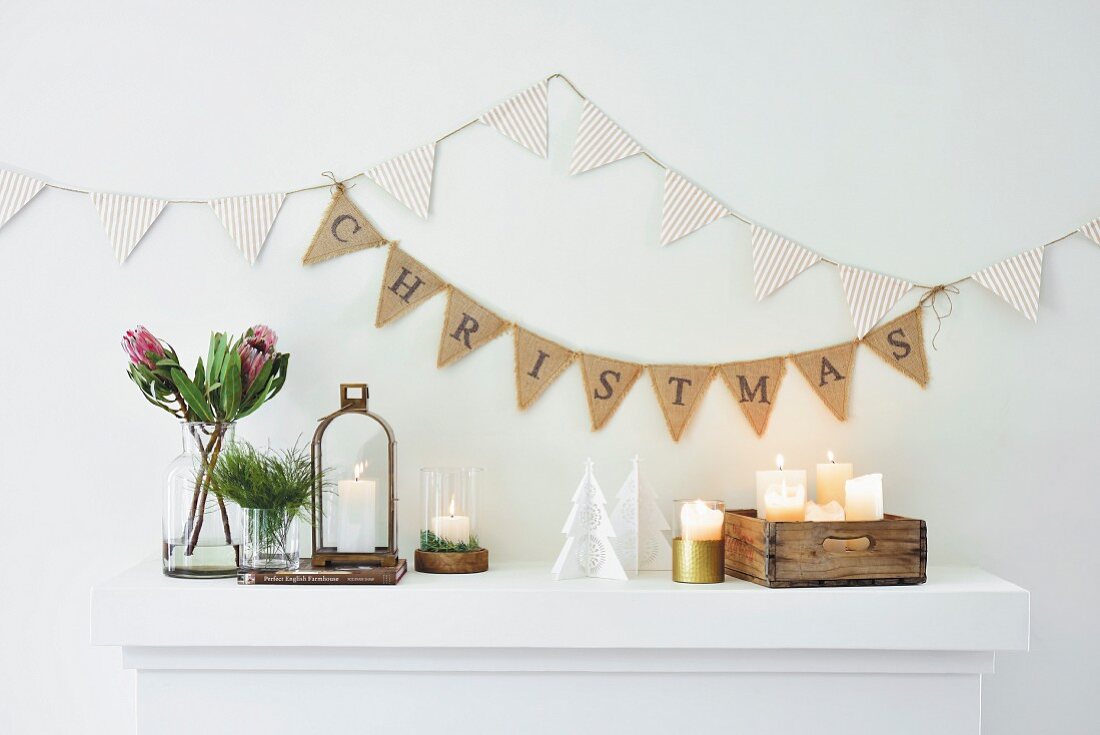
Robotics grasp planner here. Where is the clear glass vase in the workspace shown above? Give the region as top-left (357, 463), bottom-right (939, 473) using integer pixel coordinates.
top-left (240, 508), bottom-right (300, 572)
top-left (162, 422), bottom-right (241, 578)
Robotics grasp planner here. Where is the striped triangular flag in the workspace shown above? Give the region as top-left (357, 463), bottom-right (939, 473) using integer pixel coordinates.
top-left (208, 193), bottom-right (286, 265)
top-left (366, 143), bottom-right (436, 219)
top-left (971, 247), bottom-right (1044, 322)
top-left (479, 80), bottom-right (549, 158)
top-left (90, 193), bottom-right (168, 264)
top-left (1078, 218), bottom-right (1100, 246)
top-left (750, 224), bottom-right (821, 300)
top-left (569, 101), bottom-right (644, 175)
top-left (838, 265), bottom-right (913, 338)
top-left (660, 170), bottom-right (729, 245)
top-left (0, 170), bottom-right (45, 231)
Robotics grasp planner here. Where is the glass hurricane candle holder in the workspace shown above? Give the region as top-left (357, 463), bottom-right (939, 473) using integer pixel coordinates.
top-left (415, 467), bottom-right (488, 574)
top-left (672, 499), bottom-right (726, 584)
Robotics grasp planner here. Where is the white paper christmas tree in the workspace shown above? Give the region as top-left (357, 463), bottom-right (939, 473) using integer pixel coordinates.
top-left (551, 459), bottom-right (628, 581)
top-left (610, 456), bottom-right (673, 572)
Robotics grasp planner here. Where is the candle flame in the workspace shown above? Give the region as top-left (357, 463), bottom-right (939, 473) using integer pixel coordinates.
top-left (448, 496), bottom-right (456, 517)
top-left (775, 453), bottom-right (784, 470)
top-left (354, 461), bottom-right (364, 481)
top-left (827, 450), bottom-right (835, 463)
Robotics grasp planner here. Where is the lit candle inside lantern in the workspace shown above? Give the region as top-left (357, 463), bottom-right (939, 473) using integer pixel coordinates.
top-left (764, 480), bottom-right (807, 521)
top-left (337, 462), bottom-right (377, 552)
top-left (679, 500), bottom-right (724, 541)
top-left (845, 473), bottom-right (884, 521)
top-left (430, 496), bottom-right (471, 544)
top-left (756, 454), bottom-right (807, 520)
top-left (815, 450), bottom-right (853, 506)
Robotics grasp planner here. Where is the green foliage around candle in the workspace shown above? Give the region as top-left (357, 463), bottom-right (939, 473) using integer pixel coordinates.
top-left (419, 529), bottom-right (481, 553)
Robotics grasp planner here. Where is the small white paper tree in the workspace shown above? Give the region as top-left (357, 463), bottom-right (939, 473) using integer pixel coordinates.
top-left (610, 456), bottom-right (672, 572)
top-left (551, 459), bottom-right (628, 581)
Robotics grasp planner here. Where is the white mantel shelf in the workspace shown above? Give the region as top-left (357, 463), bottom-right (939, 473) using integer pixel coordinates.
top-left (91, 561), bottom-right (1029, 735)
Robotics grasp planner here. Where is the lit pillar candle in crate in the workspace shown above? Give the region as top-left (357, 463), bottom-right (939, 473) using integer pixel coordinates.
top-left (764, 481), bottom-right (806, 521)
top-left (756, 454), bottom-right (807, 520)
top-left (845, 473), bottom-right (884, 521)
top-left (430, 497), bottom-right (471, 544)
top-left (815, 451), bottom-right (853, 506)
top-left (337, 462), bottom-right (377, 552)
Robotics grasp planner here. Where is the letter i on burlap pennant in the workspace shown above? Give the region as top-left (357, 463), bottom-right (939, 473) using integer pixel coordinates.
top-left (648, 365), bottom-right (715, 441)
top-left (514, 327), bottom-right (576, 409)
top-left (790, 342), bottom-right (858, 421)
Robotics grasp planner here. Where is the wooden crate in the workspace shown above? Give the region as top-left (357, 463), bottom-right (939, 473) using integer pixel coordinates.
top-left (724, 509), bottom-right (927, 588)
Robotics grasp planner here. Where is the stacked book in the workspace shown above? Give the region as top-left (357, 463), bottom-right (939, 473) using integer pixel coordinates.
top-left (238, 558), bottom-right (407, 585)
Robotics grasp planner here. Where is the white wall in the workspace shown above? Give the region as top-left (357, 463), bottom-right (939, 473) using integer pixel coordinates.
top-left (1, 1), bottom-right (1097, 732)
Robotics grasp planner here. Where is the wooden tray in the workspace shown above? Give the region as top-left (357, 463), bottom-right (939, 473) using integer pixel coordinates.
top-left (724, 509), bottom-right (927, 588)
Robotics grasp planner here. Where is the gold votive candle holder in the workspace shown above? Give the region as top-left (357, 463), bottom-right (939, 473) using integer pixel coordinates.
top-left (672, 499), bottom-right (726, 584)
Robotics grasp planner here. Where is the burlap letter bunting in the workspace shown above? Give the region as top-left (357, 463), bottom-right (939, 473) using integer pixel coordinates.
top-left (791, 342), bottom-right (857, 421)
top-left (717, 357), bottom-right (786, 436)
top-left (303, 190), bottom-right (390, 265)
top-left (581, 354), bottom-right (643, 431)
top-left (863, 308), bottom-right (928, 387)
top-left (648, 365), bottom-right (715, 441)
top-left (437, 288), bottom-right (510, 368)
top-left (375, 245), bottom-right (447, 327)
top-left (514, 328), bottom-right (575, 409)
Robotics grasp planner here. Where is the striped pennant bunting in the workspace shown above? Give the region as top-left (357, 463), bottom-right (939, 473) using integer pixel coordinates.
top-left (970, 246), bottom-right (1044, 322)
top-left (1078, 218), bottom-right (1100, 246)
top-left (750, 224), bottom-right (821, 300)
top-left (366, 143), bottom-right (436, 219)
top-left (660, 170), bottom-right (729, 246)
top-left (208, 193), bottom-right (286, 265)
top-left (838, 265), bottom-right (913, 338)
top-left (0, 170), bottom-right (45, 231)
top-left (569, 100), bottom-right (644, 175)
top-left (90, 193), bottom-right (167, 264)
top-left (479, 80), bottom-right (549, 158)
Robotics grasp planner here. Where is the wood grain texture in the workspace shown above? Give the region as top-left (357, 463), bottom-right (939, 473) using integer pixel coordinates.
top-left (415, 548), bottom-right (489, 574)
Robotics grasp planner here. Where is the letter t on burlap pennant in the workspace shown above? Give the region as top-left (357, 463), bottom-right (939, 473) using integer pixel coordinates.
top-left (437, 288), bottom-right (511, 367)
top-left (514, 328), bottom-right (576, 409)
top-left (648, 365), bottom-right (715, 441)
top-left (375, 245), bottom-right (447, 327)
top-left (862, 308), bottom-right (929, 387)
top-left (717, 357), bottom-right (786, 436)
top-left (580, 354), bottom-right (644, 431)
top-left (303, 190), bottom-right (390, 265)
top-left (790, 342), bottom-right (858, 421)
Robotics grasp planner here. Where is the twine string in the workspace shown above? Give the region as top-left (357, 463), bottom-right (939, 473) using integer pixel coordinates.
top-left (918, 284), bottom-right (960, 349)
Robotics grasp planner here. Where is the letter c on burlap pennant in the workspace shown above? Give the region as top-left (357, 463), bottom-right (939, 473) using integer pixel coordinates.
top-left (648, 365), bottom-right (715, 441)
top-left (862, 308), bottom-right (928, 387)
top-left (717, 357), bottom-right (786, 436)
top-left (580, 354), bottom-right (644, 431)
top-left (790, 342), bottom-right (858, 421)
top-left (437, 288), bottom-right (511, 368)
top-left (303, 190), bottom-right (390, 265)
top-left (514, 327), bottom-right (575, 409)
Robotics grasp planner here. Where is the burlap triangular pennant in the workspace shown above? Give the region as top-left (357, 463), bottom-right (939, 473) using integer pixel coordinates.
top-left (514, 328), bottom-right (575, 409)
top-left (303, 190), bottom-right (390, 265)
top-left (375, 245), bottom-right (447, 327)
top-left (648, 365), bottom-right (715, 441)
top-left (791, 342), bottom-right (858, 421)
top-left (863, 308), bottom-right (929, 387)
top-left (581, 354), bottom-right (643, 431)
top-left (437, 289), bottom-right (510, 367)
top-left (717, 357), bottom-right (786, 436)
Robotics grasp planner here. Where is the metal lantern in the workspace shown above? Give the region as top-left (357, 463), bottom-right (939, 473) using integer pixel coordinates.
top-left (310, 383), bottom-right (398, 567)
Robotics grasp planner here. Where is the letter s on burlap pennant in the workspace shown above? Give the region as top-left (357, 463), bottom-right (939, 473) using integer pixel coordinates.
top-left (437, 289), bottom-right (510, 368)
top-left (648, 365), bottom-right (714, 441)
top-left (580, 354), bottom-right (644, 431)
top-left (790, 342), bottom-right (858, 421)
top-left (862, 308), bottom-right (928, 387)
top-left (375, 245), bottom-right (447, 327)
top-left (717, 357), bottom-right (786, 436)
top-left (303, 190), bottom-right (390, 265)
top-left (514, 328), bottom-right (575, 409)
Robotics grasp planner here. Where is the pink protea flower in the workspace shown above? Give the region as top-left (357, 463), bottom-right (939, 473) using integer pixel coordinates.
top-left (245, 324), bottom-right (277, 355)
top-left (238, 325), bottom-right (277, 389)
top-left (122, 326), bottom-right (165, 369)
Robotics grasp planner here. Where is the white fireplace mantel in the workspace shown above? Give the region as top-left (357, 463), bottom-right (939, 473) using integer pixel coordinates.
top-left (91, 560), bottom-right (1029, 734)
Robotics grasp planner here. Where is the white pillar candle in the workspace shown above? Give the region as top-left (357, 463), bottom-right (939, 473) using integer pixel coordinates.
top-left (430, 497), bottom-right (471, 544)
top-left (679, 500), bottom-right (724, 541)
top-left (755, 454), bottom-right (807, 520)
top-left (337, 462), bottom-right (377, 552)
top-left (805, 500), bottom-right (846, 522)
top-left (845, 473), bottom-right (884, 521)
top-left (815, 451), bottom-right (853, 507)
top-left (764, 482), bottom-right (807, 522)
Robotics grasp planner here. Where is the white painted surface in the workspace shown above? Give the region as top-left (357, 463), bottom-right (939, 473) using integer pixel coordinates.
top-left (0, 2), bottom-right (1094, 732)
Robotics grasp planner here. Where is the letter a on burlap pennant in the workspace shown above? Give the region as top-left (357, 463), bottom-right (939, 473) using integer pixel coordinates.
top-left (303, 190), bottom-right (390, 265)
top-left (717, 357), bottom-right (786, 436)
top-left (581, 354), bottom-right (644, 431)
top-left (514, 327), bottom-right (575, 409)
top-left (437, 289), bottom-right (510, 368)
top-left (862, 308), bottom-right (929, 387)
top-left (790, 342), bottom-right (858, 421)
top-left (648, 365), bottom-right (715, 441)
top-left (375, 245), bottom-right (447, 327)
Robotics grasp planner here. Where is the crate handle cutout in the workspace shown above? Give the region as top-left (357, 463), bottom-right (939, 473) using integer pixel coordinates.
top-left (822, 536), bottom-right (873, 553)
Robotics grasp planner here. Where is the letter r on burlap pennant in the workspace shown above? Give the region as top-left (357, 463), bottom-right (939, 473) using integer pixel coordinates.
top-left (862, 308), bottom-right (928, 387)
top-left (437, 289), bottom-right (511, 368)
top-left (375, 245), bottom-right (447, 327)
top-left (648, 365), bottom-right (714, 441)
top-left (514, 328), bottom-right (575, 409)
top-left (717, 357), bottom-right (786, 436)
top-left (790, 342), bottom-right (858, 421)
top-left (580, 354), bottom-right (644, 431)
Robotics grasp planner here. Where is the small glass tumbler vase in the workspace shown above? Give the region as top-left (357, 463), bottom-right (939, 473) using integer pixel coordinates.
top-left (240, 509), bottom-right (300, 572)
top-left (672, 499), bottom-right (726, 584)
